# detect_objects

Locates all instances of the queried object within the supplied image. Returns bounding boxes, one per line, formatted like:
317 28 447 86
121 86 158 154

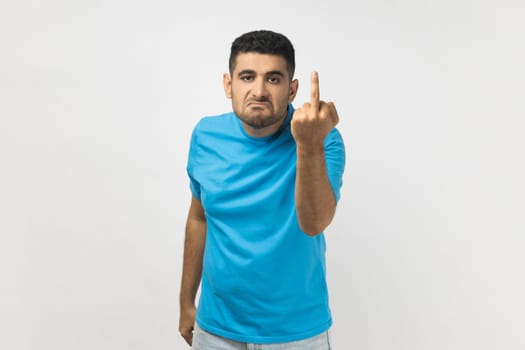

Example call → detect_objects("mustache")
247 97 271 103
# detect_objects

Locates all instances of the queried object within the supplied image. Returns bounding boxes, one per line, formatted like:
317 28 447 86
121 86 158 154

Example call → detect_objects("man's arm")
292 71 340 236
295 144 336 236
179 196 207 346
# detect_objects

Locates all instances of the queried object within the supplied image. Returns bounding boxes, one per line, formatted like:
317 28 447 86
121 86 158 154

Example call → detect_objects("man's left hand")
291 71 339 148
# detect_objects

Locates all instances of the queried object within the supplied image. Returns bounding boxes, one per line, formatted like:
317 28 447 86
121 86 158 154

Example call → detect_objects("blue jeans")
192 323 331 350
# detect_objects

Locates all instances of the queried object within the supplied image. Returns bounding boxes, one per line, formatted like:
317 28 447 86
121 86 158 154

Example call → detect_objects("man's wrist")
296 143 324 156
180 294 196 309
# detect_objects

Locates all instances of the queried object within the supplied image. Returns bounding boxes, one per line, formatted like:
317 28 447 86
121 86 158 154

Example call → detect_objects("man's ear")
223 73 232 99
289 79 299 102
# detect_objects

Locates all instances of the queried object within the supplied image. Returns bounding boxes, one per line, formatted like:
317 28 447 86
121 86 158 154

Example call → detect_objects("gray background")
1 1 524 349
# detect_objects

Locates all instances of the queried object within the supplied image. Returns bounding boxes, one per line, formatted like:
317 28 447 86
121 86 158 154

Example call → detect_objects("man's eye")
268 76 280 84
241 76 254 81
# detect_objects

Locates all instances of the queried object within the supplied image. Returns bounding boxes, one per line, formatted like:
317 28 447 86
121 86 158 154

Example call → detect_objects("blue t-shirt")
186 104 345 343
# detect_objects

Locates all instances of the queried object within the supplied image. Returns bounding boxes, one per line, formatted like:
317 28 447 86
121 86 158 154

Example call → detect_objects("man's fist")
179 304 196 346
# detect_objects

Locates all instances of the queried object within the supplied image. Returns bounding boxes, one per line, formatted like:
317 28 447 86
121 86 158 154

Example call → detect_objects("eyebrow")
237 69 286 77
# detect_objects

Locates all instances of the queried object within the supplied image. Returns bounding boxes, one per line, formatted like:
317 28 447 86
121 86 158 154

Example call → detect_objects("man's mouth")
248 101 271 108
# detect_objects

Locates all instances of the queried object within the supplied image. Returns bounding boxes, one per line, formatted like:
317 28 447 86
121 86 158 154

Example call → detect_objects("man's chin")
240 115 282 129
244 109 273 120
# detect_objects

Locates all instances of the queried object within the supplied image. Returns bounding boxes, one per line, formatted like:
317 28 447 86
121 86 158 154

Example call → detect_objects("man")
179 30 345 349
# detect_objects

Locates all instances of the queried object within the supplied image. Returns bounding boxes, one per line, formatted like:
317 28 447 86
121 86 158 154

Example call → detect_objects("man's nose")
251 78 268 99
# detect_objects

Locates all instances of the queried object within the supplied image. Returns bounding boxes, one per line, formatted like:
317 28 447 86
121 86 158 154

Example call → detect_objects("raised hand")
291 71 339 147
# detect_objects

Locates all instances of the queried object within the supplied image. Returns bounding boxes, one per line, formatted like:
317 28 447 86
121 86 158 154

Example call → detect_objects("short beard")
238 113 284 129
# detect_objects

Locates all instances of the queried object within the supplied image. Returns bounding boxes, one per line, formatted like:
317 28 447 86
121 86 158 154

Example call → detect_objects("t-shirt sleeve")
324 128 346 202
187 125 201 199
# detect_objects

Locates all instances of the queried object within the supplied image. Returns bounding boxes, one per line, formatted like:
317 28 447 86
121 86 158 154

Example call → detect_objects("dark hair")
229 30 295 79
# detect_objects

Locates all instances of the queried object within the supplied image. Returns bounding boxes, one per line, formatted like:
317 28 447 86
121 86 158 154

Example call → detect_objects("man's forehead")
233 52 288 73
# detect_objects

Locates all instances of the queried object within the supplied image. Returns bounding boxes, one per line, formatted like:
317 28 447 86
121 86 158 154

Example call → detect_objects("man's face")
224 52 298 137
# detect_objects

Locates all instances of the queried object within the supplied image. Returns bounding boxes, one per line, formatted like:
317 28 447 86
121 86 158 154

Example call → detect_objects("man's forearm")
180 201 207 308
179 197 207 346
295 144 336 236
